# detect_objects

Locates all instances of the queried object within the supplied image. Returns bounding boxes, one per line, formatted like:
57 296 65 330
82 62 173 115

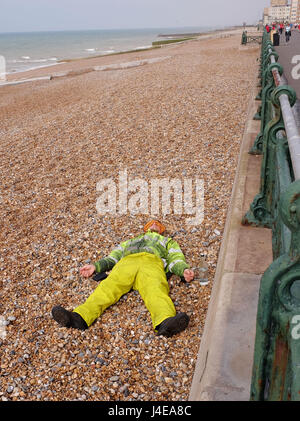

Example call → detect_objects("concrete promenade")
275 29 300 125
189 32 300 401
189 71 273 401
275 29 300 99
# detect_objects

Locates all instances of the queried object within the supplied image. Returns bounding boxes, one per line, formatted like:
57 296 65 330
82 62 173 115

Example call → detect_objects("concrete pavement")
189 64 274 401
275 29 300 99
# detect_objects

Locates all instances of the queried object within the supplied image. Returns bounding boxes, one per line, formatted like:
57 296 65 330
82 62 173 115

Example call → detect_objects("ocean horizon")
0 26 225 74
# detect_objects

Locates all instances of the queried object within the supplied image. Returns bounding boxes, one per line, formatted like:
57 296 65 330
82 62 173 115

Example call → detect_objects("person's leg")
134 254 176 329
134 254 189 337
72 256 138 326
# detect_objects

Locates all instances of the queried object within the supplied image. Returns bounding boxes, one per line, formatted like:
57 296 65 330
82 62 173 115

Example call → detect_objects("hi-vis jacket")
93 231 189 277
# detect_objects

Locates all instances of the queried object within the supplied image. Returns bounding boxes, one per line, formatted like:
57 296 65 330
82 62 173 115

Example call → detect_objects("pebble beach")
0 29 259 401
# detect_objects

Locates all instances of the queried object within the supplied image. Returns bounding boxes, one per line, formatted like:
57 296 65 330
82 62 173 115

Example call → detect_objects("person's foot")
156 312 189 337
51 306 88 330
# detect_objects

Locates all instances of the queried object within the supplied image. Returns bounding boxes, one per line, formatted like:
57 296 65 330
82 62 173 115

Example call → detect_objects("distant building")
263 7 270 24
291 0 300 22
263 1 291 24
271 0 288 5
271 4 291 21
264 0 300 24
290 0 298 21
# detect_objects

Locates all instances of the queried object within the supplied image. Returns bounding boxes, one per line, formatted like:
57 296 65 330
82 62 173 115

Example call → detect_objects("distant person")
279 23 284 35
270 28 276 44
273 30 280 46
285 24 291 42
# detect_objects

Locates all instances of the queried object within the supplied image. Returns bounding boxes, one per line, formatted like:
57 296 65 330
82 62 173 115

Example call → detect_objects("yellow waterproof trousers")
73 252 176 329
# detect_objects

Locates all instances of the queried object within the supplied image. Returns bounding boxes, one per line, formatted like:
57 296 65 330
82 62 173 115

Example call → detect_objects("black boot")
51 306 88 330
156 312 189 337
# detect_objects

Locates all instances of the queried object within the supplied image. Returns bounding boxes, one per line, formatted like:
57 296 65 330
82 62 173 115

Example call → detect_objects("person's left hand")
183 269 194 282
80 264 96 278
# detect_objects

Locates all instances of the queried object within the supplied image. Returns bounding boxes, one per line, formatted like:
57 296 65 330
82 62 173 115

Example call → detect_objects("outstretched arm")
80 243 125 278
166 239 194 282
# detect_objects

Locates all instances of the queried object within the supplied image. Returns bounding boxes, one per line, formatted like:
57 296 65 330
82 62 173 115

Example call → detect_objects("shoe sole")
51 306 71 327
158 313 189 337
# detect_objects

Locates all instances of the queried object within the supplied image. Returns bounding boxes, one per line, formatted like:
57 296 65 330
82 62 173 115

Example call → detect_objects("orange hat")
143 220 166 234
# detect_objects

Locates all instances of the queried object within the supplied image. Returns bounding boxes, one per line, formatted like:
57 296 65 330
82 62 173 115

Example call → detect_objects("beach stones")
0 29 258 401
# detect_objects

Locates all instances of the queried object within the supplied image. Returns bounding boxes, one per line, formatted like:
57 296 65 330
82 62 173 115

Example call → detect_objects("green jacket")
93 231 189 277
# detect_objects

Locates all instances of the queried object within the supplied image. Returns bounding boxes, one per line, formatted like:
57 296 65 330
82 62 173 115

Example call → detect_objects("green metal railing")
242 30 300 400
241 31 263 45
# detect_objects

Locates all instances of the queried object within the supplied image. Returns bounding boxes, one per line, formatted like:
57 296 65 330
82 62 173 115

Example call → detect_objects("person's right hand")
183 269 194 282
80 264 96 278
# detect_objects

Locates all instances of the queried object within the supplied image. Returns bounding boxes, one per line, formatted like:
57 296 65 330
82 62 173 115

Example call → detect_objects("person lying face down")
52 219 194 337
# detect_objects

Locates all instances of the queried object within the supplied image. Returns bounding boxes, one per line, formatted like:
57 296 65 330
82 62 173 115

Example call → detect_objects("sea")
0 27 221 75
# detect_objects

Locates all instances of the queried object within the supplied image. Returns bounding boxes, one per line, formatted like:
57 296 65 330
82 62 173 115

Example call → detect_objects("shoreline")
56 45 161 63
1 26 255 85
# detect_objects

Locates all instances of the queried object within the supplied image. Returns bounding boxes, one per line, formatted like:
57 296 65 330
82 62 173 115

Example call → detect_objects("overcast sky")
1 0 270 33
